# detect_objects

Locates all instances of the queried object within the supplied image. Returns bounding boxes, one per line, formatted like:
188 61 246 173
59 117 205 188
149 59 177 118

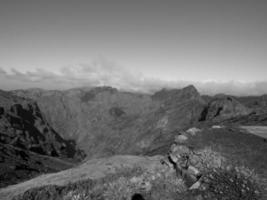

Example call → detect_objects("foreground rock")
167 128 225 190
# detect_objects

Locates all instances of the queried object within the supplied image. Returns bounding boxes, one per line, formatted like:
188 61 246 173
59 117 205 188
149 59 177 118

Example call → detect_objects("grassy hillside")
188 127 267 192
0 155 165 200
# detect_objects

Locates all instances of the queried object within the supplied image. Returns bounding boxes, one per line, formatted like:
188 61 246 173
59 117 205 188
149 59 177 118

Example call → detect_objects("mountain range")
1 85 267 198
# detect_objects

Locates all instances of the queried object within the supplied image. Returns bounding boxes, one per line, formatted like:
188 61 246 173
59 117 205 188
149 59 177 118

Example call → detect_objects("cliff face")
0 90 85 187
0 90 84 159
13 86 206 158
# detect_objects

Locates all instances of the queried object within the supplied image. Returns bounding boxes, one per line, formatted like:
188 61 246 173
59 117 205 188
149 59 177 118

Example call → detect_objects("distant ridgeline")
1 85 267 188
12 85 266 158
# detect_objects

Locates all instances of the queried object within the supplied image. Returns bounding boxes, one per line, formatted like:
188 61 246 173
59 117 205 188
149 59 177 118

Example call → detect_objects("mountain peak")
152 85 200 101
180 85 199 98
182 84 198 93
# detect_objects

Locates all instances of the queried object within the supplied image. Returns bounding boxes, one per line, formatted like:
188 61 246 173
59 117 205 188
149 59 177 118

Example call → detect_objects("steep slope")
0 90 85 187
1 126 266 200
238 95 267 113
0 144 75 188
199 95 251 122
13 85 206 158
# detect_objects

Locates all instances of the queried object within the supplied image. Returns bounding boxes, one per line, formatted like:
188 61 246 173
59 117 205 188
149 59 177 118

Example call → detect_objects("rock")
212 125 223 129
175 134 188 144
169 144 191 169
186 127 201 136
183 170 199 187
187 165 200 176
169 153 179 163
189 180 201 190
170 144 190 156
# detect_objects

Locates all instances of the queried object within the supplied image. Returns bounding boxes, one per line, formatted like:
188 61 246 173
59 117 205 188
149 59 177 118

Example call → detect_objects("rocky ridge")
0 90 85 187
1 85 265 197
12 85 206 158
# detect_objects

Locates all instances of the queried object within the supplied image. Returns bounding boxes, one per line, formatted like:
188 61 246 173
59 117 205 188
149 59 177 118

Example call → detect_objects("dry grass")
0 155 163 200
8 148 265 200
12 165 188 200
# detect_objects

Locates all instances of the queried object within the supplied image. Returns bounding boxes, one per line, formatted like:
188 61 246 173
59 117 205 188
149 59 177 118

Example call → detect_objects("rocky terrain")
199 95 251 122
0 85 267 199
12 85 261 158
0 90 85 187
0 125 265 200
13 85 206 158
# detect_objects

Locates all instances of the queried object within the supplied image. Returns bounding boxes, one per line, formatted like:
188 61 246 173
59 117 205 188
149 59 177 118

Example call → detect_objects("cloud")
0 59 267 96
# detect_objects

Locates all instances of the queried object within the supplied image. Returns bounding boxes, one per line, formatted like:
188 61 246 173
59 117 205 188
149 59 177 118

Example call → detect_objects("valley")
0 85 267 199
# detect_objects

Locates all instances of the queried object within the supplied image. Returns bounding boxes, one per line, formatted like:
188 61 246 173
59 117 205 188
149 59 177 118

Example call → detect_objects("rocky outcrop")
199 95 251 122
0 90 84 160
163 127 226 191
0 90 85 187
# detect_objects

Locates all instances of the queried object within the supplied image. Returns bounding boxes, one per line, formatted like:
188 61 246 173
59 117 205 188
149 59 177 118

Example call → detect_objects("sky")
0 0 267 95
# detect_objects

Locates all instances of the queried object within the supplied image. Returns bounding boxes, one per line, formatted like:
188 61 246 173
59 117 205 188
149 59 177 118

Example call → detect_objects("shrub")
200 166 262 200
148 172 186 200
191 147 226 171
102 177 139 200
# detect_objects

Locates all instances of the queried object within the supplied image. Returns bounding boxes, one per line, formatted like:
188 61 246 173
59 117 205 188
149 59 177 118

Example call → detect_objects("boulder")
189 180 201 190
170 144 190 155
169 144 191 168
186 127 201 136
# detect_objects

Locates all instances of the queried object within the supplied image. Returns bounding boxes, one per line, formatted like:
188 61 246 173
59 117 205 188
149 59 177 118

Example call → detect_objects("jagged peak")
180 85 199 96
152 85 200 101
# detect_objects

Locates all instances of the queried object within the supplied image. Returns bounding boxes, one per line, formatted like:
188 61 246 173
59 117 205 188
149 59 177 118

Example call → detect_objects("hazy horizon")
1 0 267 95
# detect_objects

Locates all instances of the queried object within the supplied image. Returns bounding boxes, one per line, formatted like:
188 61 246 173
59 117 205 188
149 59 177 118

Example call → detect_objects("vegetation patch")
200 166 262 200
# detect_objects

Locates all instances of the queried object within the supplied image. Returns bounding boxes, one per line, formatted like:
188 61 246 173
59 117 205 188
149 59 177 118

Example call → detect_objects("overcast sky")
0 0 267 95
